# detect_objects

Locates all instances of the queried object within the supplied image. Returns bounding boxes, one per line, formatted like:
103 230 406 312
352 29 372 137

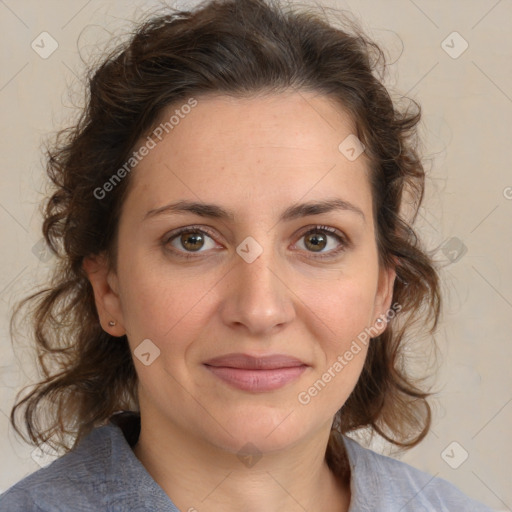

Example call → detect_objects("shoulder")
0 425 114 511
0 414 177 512
341 435 493 511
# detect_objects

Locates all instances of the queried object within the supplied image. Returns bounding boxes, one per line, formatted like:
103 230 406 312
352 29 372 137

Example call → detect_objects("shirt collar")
102 411 368 511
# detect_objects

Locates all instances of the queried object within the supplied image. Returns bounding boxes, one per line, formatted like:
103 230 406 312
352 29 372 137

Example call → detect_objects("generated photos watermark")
297 301 402 405
93 97 198 200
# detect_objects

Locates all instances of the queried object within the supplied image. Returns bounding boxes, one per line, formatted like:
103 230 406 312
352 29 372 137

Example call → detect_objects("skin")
84 91 396 512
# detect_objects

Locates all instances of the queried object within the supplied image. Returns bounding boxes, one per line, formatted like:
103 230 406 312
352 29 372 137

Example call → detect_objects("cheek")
297 344 368 420
298 271 379 343
297 282 373 413
117 249 218 351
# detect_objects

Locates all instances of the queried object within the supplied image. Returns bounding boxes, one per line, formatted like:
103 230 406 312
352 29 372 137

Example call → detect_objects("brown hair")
10 0 440 480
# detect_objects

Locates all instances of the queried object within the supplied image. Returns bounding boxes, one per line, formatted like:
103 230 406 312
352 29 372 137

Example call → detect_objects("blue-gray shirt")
0 412 493 511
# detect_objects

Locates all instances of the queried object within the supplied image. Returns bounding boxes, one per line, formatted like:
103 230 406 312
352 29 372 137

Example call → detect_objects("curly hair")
10 0 441 481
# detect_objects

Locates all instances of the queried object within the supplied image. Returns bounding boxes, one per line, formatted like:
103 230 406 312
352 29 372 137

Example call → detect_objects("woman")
0 0 493 510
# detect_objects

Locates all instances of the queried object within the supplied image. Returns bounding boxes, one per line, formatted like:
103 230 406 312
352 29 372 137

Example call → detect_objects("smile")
203 353 309 392
204 365 308 392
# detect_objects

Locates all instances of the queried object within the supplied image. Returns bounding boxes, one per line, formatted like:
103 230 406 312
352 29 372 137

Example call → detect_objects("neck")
131 412 351 512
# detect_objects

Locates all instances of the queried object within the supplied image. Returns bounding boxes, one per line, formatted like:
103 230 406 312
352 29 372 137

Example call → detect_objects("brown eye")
295 226 348 259
304 231 328 252
164 226 219 258
180 231 205 252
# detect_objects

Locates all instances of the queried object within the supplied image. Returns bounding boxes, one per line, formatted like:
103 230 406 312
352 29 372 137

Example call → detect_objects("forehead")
148 91 357 162
122 91 372 221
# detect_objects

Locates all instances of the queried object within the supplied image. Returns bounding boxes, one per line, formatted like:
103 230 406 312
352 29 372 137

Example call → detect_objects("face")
85 91 395 455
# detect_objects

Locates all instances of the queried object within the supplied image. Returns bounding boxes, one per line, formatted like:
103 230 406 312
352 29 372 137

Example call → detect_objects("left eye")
294 226 346 255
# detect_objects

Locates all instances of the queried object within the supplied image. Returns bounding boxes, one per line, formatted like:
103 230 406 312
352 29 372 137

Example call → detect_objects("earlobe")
82 254 126 336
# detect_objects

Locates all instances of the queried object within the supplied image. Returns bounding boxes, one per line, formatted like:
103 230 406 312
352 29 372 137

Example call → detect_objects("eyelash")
162 224 349 261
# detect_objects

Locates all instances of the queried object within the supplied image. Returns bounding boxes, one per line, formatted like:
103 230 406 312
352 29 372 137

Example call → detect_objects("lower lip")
204 365 308 392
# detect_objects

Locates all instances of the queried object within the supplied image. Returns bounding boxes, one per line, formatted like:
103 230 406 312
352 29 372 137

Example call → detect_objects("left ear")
372 263 396 334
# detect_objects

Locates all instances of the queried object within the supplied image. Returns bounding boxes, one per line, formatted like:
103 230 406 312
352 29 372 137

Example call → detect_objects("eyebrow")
143 198 366 224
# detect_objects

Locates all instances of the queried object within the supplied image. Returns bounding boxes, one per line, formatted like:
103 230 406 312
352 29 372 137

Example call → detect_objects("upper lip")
203 353 308 370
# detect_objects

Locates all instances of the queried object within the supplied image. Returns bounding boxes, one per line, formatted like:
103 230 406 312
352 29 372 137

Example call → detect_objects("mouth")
203 353 309 392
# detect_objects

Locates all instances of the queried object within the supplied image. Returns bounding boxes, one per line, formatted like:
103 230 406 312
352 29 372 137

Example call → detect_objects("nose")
218 243 295 337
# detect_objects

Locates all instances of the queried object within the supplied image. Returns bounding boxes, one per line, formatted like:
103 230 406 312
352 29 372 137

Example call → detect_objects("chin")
202 409 313 454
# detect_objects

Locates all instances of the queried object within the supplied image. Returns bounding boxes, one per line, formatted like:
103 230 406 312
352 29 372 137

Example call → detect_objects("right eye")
163 226 223 259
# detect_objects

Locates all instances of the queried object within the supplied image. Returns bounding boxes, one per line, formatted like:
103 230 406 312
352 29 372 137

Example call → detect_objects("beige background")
0 0 510 510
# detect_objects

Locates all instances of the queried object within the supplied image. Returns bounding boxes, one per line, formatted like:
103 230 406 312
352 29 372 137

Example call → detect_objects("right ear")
82 253 126 337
